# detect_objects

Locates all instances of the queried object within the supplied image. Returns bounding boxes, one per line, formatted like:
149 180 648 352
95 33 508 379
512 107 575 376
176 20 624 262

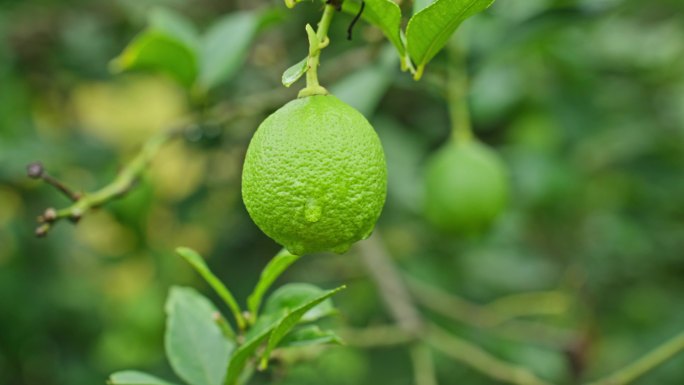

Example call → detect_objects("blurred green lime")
424 139 508 235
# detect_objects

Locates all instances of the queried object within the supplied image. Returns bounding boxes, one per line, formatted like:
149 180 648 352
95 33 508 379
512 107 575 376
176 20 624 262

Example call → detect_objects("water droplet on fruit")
304 199 322 223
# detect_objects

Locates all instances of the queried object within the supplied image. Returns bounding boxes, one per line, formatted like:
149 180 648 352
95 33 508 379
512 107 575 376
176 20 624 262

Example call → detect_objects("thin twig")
407 276 578 349
410 343 438 385
357 233 423 335
356 234 684 385
357 233 434 385
427 324 555 385
585 330 684 385
31 84 303 237
446 34 473 142
487 291 571 320
356 233 553 385
32 128 182 236
27 162 82 202
340 325 415 348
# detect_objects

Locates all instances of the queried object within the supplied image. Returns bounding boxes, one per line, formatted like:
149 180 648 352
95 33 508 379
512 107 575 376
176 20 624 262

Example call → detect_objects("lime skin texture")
242 94 387 255
424 139 508 235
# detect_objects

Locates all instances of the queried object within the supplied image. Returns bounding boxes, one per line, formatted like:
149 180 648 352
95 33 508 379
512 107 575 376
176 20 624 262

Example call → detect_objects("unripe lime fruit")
242 95 387 255
424 139 508 234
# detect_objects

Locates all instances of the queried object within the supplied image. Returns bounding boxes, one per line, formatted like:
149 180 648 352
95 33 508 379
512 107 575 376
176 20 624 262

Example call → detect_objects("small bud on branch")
27 161 82 202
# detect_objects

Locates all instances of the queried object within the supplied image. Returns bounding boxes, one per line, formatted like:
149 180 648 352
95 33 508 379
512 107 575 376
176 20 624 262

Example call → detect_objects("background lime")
424 139 508 235
242 95 387 255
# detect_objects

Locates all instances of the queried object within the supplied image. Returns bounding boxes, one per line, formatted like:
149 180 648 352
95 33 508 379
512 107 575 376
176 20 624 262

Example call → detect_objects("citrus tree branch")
356 233 553 385
410 343 438 385
340 325 415 348
585 330 684 385
357 233 423 335
357 234 433 385
427 324 555 385
31 128 183 236
30 82 304 237
407 276 578 349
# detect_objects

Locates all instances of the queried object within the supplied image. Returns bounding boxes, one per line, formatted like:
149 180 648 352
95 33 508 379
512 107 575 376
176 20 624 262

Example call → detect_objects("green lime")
424 139 508 235
242 94 387 255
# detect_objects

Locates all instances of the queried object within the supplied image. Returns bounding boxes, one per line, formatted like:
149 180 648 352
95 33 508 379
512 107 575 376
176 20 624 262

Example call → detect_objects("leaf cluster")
107 248 345 385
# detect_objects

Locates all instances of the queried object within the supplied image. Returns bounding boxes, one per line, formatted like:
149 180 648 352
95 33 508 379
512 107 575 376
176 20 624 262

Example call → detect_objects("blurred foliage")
1 0 684 384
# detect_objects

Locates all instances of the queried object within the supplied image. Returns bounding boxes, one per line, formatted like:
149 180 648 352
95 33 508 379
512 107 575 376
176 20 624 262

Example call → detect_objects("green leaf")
341 0 404 56
406 0 495 79
198 11 260 90
110 7 199 87
176 247 245 330
259 285 345 369
108 371 179 385
224 285 342 384
224 327 273 385
165 286 234 385
262 283 337 323
282 57 308 88
111 30 198 87
246 249 301 318
280 325 344 348
148 7 200 49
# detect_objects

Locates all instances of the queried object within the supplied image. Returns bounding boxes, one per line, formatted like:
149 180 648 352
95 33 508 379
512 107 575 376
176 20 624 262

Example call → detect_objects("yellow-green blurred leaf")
112 31 198 87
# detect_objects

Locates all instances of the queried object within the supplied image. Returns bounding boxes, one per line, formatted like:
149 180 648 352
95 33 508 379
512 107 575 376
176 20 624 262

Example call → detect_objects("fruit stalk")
447 35 473 142
299 4 336 97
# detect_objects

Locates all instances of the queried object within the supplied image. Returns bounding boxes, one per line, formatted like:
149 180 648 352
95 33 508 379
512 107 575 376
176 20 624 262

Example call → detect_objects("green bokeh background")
1 0 683 384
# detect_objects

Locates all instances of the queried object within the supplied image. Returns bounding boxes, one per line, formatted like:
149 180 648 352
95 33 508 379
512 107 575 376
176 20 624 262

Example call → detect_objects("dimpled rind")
242 95 387 255
424 140 508 235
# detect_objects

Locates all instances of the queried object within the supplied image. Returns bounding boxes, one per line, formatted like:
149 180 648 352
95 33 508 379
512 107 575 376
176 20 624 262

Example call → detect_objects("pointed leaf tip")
406 0 495 75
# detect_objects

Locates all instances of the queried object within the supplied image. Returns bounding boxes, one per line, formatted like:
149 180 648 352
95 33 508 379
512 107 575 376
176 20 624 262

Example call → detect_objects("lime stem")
299 4 336 97
447 35 473 142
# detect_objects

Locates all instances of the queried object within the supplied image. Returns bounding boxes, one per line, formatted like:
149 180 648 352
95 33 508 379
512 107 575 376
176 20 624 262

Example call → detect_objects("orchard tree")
26 1 684 385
